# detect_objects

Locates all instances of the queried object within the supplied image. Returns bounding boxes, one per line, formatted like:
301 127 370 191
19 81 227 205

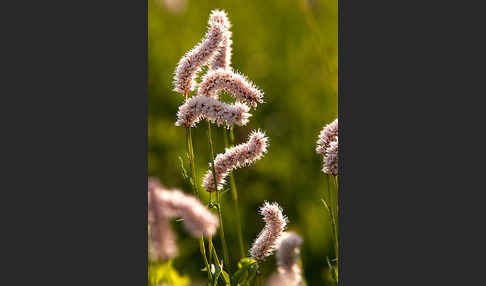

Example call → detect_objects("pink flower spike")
175 95 251 129
208 10 232 70
250 201 288 262
198 69 264 108
173 22 226 94
323 138 338 176
316 118 338 155
202 130 268 192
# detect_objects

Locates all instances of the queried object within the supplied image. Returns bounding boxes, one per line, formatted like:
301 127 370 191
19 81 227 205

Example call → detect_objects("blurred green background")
149 0 337 284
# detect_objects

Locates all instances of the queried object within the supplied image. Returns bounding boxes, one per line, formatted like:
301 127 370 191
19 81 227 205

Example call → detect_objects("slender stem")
186 128 199 197
199 236 211 281
208 235 214 265
210 241 221 266
256 270 264 286
322 198 338 260
323 175 338 284
326 176 337 259
207 121 230 269
185 91 198 198
224 129 245 259
183 91 211 281
331 175 339 283
332 175 338 241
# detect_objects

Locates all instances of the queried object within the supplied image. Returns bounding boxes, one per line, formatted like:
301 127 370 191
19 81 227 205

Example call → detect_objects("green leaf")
246 263 259 284
233 258 258 285
221 270 231 286
148 260 190 286
178 156 189 182
327 256 339 283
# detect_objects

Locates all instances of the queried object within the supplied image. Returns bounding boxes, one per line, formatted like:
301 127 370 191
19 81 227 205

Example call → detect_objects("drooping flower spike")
208 10 232 71
148 182 178 261
323 138 338 176
202 130 268 192
198 69 264 108
157 189 219 237
148 179 219 261
316 118 339 175
250 202 288 262
175 95 251 129
173 21 226 94
316 118 338 155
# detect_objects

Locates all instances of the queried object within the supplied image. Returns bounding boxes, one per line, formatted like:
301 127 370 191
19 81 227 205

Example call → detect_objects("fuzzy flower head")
208 10 232 70
148 181 219 261
250 201 288 262
158 189 219 237
203 130 268 192
198 69 264 108
175 95 251 129
148 182 178 261
149 213 178 261
323 138 338 176
209 9 231 29
173 21 226 94
316 118 338 155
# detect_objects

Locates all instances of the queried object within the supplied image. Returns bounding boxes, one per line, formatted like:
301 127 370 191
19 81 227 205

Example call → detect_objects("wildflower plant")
148 8 338 286
317 118 340 284
169 9 276 285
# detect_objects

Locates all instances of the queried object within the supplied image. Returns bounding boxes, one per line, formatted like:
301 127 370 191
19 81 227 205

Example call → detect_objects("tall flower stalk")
172 9 272 284
317 118 339 284
181 88 218 282
207 121 230 268
224 127 245 259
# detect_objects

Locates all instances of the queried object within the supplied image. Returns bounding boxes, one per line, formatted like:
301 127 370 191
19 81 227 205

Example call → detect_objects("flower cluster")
250 202 288 262
174 10 264 129
316 118 338 175
202 130 268 192
175 95 251 128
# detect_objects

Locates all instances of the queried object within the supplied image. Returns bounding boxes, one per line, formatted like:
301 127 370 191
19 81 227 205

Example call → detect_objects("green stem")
210 241 221 266
321 198 338 262
256 270 263 286
187 127 211 280
207 121 231 270
183 91 210 280
186 127 199 198
224 129 245 259
323 175 338 284
331 175 339 282
200 236 211 281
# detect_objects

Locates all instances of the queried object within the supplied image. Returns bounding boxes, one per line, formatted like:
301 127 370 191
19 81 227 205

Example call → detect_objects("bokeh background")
149 0 337 284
